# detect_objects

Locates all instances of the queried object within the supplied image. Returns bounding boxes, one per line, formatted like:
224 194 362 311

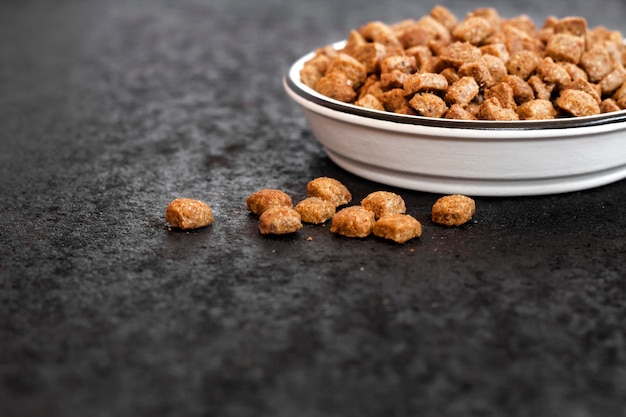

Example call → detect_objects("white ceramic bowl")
284 42 626 196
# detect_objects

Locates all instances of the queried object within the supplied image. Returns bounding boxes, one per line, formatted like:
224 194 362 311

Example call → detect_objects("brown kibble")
355 93 385 111
431 194 476 227
166 198 214 230
506 50 542 80
545 33 584 64
330 206 376 238
246 189 292 216
485 82 516 109
600 98 621 113
295 197 336 224
528 75 555 100
381 88 411 113
361 191 406 219
502 74 535 104
556 89 601 116
326 53 368 87
453 16 494 45
565 78 601 104
429 5 458 31
477 97 519 121
307 177 352 207
408 92 448 118
439 41 482 68
517 99 557 120
373 214 423 243
258 207 303 235
445 76 480 106
535 57 572 89
300 54 331 88
445 104 477 120
403 72 449 95
599 66 626 96
315 72 357 103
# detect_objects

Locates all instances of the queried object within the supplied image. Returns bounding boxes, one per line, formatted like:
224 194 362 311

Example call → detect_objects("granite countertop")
1 0 625 416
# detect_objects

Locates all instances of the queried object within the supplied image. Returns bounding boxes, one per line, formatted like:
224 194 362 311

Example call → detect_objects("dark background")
1 0 625 416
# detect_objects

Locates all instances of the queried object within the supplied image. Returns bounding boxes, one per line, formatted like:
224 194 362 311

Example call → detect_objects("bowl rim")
285 41 626 131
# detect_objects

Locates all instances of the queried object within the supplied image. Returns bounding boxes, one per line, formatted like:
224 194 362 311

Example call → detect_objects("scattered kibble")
165 198 214 230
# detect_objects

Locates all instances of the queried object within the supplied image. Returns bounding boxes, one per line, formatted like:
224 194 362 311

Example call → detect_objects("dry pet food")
246 188 293 216
306 177 352 207
165 198 214 230
373 213 423 243
431 194 476 226
301 6 626 120
295 196 336 224
259 207 303 235
361 190 407 219
330 206 376 238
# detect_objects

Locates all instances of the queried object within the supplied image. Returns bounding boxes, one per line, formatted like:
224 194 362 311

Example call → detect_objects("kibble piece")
258 207 303 235
453 16 494 45
458 59 496 89
408 92 448 118
307 177 352 207
580 47 614 83
535 57 572 90
346 42 387 74
517 99 557 120
166 198 214 230
480 43 510 62
556 89 601 116
355 93 385 111
326 53 368 88
477 97 520 121
361 191 406 219
358 21 403 50
445 104 477 120
429 5 458 31
502 74 535 104
373 214 423 243
246 189 292 216
545 33 584 64
600 98 621 113
431 194 476 227
485 82 516 109
599 66 626 96
438 41 482 68
445 76 479 106
381 88 412 113
565 78 601 104
506 50 542 80
358 75 384 101
528 75 555 100
295 197 336 224
315 72 357 103
403 72 448 95
300 54 331 88
553 16 587 37
330 206 376 238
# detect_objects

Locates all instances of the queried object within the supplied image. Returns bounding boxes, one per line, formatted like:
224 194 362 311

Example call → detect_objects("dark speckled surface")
1 0 626 416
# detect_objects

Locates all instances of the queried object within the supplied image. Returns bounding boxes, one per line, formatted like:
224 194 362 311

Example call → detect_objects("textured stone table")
1 0 625 416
